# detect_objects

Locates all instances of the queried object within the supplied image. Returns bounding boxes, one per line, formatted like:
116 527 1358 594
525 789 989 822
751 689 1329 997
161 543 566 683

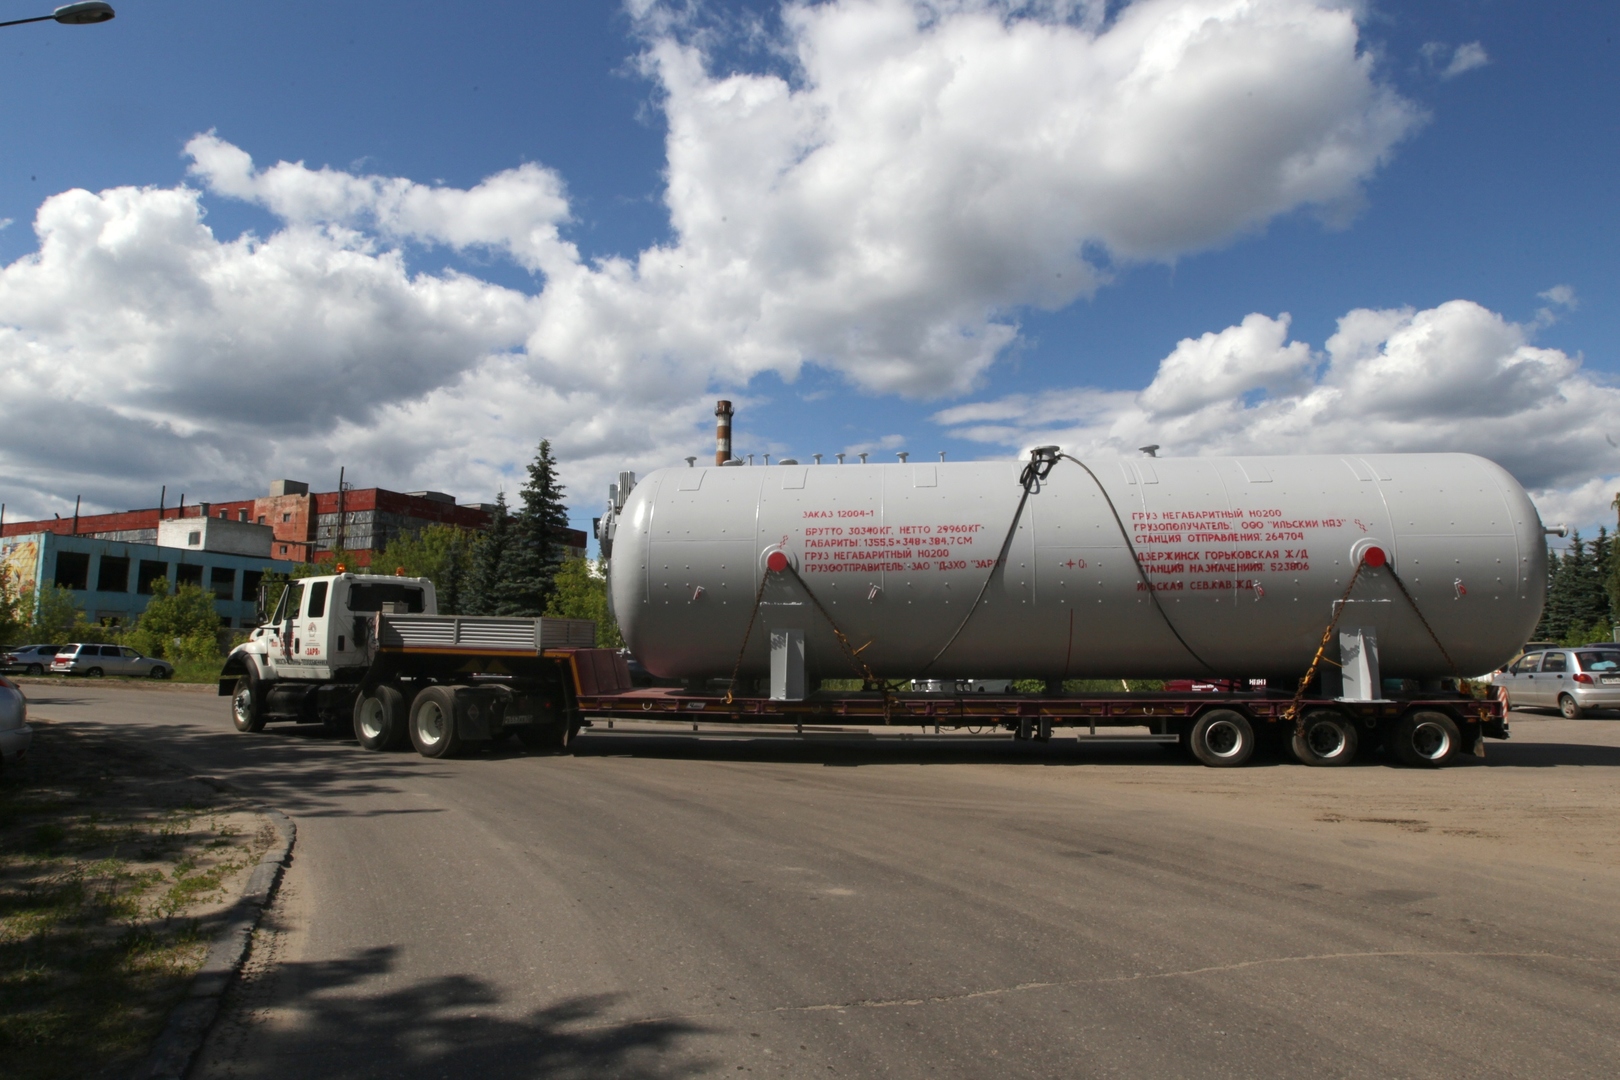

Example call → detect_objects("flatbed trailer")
551 648 1506 768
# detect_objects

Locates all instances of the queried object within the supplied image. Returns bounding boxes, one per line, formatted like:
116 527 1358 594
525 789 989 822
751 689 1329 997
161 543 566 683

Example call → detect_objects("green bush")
122 579 220 662
543 557 623 647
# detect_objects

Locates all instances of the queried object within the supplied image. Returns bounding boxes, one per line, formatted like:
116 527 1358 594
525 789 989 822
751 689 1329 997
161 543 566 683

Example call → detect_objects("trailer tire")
1392 710 1460 768
231 674 267 733
1189 709 1254 767
1291 709 1358 767
409 686 461 758
354 686 409 752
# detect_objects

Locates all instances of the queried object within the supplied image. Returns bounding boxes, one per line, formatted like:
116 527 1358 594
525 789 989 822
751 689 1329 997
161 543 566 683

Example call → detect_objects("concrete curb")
139 808 296 1080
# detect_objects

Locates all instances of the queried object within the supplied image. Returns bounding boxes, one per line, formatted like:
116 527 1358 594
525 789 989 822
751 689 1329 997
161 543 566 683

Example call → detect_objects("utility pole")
72 495 80 535
336 466 346 554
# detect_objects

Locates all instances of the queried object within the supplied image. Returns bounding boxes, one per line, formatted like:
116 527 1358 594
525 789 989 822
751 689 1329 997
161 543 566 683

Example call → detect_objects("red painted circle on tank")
1362 546 1387 568
767 550 789 573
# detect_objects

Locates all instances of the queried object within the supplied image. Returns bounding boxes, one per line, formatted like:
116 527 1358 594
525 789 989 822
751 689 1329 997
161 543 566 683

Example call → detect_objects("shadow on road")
571 731 1197 769
1483 742 1620 767
210 944 714 1080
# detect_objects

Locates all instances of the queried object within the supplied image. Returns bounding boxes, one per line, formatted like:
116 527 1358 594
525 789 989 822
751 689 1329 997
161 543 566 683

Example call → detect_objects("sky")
0 0 1614 551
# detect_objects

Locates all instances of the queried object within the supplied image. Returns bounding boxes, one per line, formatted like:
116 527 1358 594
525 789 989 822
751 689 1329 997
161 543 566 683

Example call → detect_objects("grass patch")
0 721 268 1080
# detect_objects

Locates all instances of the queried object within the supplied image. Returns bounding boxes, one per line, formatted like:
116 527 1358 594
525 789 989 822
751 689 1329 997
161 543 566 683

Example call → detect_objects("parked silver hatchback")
1494 647 1620 718
51 644 173 680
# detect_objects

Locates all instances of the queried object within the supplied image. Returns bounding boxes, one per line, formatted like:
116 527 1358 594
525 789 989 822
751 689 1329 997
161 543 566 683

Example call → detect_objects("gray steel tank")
602 453 1546 681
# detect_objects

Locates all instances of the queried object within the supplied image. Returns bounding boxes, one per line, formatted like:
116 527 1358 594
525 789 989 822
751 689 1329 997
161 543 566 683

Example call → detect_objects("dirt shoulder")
0 718 272 1080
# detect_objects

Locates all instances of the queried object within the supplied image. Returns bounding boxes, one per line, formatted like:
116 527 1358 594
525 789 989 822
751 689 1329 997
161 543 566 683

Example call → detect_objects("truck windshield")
347 583 426 613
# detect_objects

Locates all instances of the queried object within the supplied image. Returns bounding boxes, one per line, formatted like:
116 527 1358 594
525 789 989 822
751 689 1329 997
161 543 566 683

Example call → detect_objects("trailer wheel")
1189 709 1254 767
231 674 267 733
1291 709 1358 767
354 686 409 751
1559 694 1585 720
409 686 461 758
1392 710 1460 768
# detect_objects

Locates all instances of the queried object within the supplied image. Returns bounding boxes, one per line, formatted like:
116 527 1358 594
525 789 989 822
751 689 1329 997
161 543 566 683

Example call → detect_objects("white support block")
1338 626 1382 702
770 629 806 701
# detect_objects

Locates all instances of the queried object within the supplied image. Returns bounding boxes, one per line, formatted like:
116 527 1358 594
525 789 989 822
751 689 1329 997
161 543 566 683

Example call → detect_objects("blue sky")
0 0 1615 546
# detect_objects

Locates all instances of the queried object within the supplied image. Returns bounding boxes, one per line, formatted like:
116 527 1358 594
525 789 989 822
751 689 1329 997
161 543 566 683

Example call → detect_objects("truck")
218 572 602 757
220 444 1526 770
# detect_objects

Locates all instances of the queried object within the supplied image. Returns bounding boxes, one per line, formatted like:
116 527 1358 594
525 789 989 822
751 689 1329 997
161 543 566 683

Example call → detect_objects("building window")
54 551 90 590
282 512 291 523
279 544 288 555
219 509 228 518
257 515 265 524
96 555 131 593
175 564 203 588
210 566 237 601
238 510 249 521
242 569 264 604
136 560 169 595
187 531 201 546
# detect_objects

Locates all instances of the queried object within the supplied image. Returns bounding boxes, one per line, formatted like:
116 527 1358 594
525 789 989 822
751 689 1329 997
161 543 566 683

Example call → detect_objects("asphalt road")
23 683 1620 1079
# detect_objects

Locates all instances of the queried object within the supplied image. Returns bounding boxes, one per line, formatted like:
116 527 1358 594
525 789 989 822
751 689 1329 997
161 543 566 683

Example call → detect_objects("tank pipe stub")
1350 538 1388 568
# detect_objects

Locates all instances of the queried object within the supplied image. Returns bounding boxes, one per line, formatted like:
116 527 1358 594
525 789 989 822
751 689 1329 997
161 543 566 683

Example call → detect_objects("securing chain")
915 447 1057 676
722 571 774 705
1284 560 1368 727
1058 453 1215 675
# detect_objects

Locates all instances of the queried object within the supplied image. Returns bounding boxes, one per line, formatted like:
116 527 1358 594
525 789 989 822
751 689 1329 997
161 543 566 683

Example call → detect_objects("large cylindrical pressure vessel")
607 454 1545 681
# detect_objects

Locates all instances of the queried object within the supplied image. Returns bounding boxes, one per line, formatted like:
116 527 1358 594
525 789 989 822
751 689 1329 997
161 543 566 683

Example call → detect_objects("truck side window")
285 583 305 622
347 583 425 613
307 581 329 618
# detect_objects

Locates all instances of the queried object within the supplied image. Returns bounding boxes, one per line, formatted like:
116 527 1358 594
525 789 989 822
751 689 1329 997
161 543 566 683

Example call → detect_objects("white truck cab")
237 573 438 683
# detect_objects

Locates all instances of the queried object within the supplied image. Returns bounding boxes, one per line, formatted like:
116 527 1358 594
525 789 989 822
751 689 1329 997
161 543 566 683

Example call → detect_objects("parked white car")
51 644 173 679
0 675 30 766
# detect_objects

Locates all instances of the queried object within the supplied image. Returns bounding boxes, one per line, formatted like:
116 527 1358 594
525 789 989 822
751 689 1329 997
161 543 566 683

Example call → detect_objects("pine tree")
501 440 571 617
1535 543 1565 641
468 491 513 616
1582 526 1614 634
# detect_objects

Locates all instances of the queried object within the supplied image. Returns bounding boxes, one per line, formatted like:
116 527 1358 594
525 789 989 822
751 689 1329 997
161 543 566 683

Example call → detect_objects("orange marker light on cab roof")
395 567 406 576
335 564 346 574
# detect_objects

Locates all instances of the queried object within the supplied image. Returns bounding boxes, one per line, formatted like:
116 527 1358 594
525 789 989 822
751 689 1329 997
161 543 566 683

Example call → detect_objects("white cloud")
936 298 1620 530
0 0 1422 521
1422 40 1489 80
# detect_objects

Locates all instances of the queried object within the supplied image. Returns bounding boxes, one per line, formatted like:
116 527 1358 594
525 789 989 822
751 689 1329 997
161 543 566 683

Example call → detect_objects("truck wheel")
1189 709 1254 767
1392 710 1460 768
409 686 461 758
1559 694 1585 720
1291 709 1358 767
354 686 409 751
232 674 267 733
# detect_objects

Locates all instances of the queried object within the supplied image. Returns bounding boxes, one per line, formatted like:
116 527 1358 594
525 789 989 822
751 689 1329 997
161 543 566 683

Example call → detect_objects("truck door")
276 581 305 671
300 580 331 665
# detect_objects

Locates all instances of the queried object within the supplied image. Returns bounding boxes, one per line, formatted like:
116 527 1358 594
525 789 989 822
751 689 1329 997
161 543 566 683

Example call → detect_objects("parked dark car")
51 644 173 679
1 644 65 676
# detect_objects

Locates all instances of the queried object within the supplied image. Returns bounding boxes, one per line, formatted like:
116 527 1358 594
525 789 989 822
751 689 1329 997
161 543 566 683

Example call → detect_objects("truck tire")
354 686 409 751
1559 694 1585 720
409 685 461 758
232 674 267 733
1392 710 1460 768
1189 709 1254 767
1291 709 1358 767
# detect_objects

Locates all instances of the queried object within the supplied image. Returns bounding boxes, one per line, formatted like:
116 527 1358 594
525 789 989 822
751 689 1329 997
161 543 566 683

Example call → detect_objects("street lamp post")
0 2 114 29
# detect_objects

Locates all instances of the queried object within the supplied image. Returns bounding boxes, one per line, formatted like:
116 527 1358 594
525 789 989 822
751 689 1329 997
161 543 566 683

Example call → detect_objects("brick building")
2 479 587 566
